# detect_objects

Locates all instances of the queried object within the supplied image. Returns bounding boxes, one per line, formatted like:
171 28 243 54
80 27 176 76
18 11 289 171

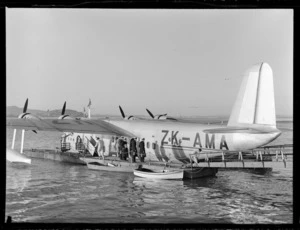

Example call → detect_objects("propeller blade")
146 109 154 118
162 113 167 116
119 106 125 118
61 102 66 115
23 98 28 113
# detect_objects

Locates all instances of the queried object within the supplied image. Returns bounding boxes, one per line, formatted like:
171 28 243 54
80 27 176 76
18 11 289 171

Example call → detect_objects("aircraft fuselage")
66 118 281 164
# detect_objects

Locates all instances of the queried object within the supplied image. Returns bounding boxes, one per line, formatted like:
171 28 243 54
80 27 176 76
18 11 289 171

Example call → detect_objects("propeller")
23 98 28 113
17 98 39 133
119 105 136 120
119 106 125 118
146 108 154 118
61 102 66 116
58 101 74 120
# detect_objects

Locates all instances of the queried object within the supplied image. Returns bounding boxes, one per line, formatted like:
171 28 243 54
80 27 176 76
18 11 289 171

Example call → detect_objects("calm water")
5 121 293 223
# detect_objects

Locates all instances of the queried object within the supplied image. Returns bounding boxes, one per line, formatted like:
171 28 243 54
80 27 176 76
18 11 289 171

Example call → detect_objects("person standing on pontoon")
95 137 105 160
138 138 146 162
114 137 120 158
130 138 137 163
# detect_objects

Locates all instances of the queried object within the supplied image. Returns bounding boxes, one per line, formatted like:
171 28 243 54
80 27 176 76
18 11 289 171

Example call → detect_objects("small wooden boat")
134 167 183 180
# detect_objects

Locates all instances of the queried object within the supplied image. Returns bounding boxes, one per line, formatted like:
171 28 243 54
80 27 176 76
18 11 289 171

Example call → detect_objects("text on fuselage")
161 130 229 150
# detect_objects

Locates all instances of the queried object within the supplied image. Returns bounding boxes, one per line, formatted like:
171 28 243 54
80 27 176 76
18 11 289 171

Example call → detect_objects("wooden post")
238 151 243 161
259 151 263 161
222 151 226 168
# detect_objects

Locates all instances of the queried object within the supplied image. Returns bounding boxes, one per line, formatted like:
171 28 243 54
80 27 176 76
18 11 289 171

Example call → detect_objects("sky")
6 9 293 117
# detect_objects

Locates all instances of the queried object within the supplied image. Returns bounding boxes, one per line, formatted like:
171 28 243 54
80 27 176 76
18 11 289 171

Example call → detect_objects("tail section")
228 62 276 128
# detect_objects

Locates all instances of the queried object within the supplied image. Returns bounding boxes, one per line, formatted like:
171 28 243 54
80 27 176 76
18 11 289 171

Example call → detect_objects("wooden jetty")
189 144 293 169
21 143 292 178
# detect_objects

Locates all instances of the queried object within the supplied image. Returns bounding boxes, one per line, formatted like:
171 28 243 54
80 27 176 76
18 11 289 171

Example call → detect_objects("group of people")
93 136 146 163
115 137 146 162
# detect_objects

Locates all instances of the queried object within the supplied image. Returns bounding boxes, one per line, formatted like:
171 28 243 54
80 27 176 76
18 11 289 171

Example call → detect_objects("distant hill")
6 106 84 118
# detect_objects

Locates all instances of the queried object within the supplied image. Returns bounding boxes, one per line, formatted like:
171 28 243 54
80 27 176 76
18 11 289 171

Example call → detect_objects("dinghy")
133 167 183 180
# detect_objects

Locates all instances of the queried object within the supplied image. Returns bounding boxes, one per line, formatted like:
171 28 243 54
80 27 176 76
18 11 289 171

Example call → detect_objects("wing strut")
20 130 25 154
11 129 16 149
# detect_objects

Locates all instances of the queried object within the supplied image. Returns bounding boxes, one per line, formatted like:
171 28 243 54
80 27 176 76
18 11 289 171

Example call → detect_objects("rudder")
228 62 276 127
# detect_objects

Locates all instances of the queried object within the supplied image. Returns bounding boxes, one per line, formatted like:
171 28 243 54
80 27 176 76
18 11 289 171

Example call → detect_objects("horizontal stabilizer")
203 126 280 134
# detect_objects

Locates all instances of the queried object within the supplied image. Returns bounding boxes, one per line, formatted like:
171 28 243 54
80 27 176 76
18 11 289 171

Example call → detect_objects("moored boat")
134 167 183 180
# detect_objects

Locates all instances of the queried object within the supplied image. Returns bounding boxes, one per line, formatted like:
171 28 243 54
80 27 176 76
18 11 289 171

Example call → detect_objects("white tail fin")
228 62 276 127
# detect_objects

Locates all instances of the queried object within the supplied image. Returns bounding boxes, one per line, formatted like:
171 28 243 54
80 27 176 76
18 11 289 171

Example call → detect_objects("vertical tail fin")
228 62 276 127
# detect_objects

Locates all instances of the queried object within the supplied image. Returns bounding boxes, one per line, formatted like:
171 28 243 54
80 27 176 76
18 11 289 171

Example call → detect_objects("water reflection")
183 176 218 189
7 162 32 193
133 177 184 189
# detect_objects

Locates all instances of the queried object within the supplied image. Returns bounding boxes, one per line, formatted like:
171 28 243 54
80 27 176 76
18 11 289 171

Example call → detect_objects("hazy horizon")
6 9 293 117
6 104 293 119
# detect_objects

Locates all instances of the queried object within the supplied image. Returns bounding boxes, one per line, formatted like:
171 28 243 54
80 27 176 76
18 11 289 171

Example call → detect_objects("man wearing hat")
130 137 137 163
138 138 146 162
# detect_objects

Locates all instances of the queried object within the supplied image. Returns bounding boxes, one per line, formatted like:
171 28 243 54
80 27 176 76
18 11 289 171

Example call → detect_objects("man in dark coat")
138 138 146 162
130 138 137 163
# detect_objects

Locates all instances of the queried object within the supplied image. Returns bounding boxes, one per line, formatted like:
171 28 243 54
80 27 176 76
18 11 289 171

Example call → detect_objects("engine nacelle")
18 113 40 119
154 115 167 120
124 116 137 120
58 115 75 120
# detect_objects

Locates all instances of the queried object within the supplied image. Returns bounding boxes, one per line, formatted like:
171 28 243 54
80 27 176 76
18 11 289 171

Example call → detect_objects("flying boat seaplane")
7 63 281 166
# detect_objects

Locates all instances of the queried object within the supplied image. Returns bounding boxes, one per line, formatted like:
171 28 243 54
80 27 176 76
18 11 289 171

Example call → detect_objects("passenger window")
146 142 150 149
152 143 156 150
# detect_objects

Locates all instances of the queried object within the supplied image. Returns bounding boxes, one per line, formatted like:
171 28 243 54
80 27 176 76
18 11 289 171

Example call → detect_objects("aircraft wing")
6 118 136 137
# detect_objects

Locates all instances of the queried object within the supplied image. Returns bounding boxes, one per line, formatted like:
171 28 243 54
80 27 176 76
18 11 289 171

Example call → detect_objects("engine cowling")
154 114 167 120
